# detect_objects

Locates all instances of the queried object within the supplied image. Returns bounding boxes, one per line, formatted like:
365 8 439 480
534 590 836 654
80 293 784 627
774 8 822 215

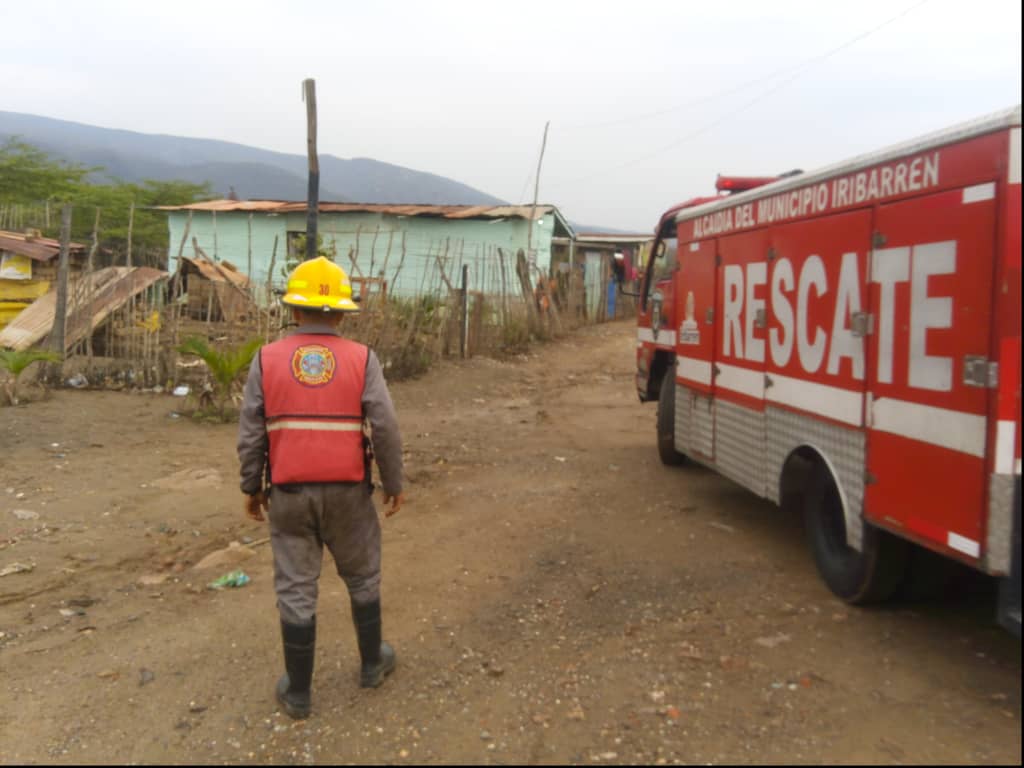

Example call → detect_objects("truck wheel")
656 367 686 466
804 462 906 604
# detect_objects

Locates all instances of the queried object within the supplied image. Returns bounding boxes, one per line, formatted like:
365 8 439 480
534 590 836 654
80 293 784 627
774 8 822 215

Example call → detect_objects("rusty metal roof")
156 200 558 221
0 230 87 262
180 256 251 289
0 267 167 351
571 232 653 242
153 200 293 213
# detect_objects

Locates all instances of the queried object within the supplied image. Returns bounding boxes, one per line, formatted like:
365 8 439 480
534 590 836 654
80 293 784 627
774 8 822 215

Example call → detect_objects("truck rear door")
865 183 997 565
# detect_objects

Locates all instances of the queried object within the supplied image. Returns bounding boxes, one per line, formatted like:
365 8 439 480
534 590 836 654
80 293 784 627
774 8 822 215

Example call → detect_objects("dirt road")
1 320 1020 764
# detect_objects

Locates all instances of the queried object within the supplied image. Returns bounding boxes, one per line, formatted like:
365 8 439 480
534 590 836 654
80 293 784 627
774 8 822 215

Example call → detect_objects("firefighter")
237 256 405 720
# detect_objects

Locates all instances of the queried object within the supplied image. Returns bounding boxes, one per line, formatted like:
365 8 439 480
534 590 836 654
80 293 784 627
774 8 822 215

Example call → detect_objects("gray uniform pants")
268 483 382 625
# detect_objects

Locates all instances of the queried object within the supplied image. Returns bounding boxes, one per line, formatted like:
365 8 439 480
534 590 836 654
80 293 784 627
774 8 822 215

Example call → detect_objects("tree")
178 336 262 420
1 138 212 263
0 138 91 204
0 348 61 405
281 232 337 281
71 178 212 262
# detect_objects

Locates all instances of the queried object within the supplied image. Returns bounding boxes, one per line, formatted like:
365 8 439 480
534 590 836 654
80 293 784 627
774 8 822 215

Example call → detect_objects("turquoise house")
159 201 575 301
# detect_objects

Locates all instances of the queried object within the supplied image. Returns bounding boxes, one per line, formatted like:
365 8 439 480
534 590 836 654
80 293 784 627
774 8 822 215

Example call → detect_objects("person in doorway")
237 256 405 720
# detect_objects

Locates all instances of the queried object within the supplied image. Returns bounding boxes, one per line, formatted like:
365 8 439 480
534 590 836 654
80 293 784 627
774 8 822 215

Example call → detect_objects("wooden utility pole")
525 120 550 267
247 213 253 281
175 211 193 275
85 207 101 367
50 204 72 363
126 199 135 267
460 264 469 359
303 78 319 261
265 234 279 342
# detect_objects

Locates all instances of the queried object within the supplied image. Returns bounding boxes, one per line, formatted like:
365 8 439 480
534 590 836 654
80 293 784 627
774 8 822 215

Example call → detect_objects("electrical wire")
516 170 534 205
565 0 932 132
545 0 933 187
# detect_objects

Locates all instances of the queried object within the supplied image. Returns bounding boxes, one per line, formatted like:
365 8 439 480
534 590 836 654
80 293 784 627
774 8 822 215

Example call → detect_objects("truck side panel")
993 125 1021 634
765 210 872 429
713 229 771 495
864 186 997 565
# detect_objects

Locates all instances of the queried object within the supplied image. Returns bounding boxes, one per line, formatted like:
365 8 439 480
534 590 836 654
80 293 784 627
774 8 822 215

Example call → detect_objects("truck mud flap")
997 474 1022 638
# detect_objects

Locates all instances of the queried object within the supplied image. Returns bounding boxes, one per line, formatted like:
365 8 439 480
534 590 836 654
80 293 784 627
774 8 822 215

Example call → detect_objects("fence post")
50 204 72 372
126 199 135 267
460 264 469 358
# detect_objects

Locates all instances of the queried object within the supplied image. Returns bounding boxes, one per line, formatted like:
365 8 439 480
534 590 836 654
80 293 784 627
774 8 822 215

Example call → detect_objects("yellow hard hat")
281 256 360 312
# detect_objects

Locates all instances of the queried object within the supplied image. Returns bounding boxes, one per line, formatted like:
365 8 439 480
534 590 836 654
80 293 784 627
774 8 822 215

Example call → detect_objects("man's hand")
244 491 268 522
382 491 405 518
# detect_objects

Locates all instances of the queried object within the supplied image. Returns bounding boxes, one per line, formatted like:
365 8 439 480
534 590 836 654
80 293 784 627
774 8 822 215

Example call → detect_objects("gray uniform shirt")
237 324 404 497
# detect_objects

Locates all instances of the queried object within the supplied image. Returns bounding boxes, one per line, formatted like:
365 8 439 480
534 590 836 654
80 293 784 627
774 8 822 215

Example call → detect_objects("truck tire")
656 367 686 466
804 462 906 604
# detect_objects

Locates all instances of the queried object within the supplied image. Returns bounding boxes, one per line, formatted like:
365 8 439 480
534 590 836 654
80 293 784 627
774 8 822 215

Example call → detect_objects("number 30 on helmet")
281 256 360 312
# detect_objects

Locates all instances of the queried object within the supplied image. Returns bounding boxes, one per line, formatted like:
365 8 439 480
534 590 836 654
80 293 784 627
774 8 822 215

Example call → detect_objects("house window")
286 231 305 262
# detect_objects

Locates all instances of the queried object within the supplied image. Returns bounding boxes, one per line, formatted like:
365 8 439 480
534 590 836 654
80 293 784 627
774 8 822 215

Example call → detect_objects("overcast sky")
1 0 1021 230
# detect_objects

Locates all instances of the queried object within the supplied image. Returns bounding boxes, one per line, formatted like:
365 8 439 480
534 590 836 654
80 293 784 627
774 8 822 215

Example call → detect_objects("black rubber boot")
351 599 396 688
276 617 316 719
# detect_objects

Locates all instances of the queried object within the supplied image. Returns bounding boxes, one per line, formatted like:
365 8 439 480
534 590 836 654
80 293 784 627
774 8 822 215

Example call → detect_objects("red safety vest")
260 334 368 484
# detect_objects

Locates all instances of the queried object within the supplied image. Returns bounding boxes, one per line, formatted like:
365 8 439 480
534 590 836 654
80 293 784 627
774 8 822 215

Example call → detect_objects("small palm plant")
178 337 262 420
0 348 61 405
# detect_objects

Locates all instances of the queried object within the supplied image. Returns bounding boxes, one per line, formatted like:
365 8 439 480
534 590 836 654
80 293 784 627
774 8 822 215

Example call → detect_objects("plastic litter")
173 385 190 397
66 374 89 389
0 562 35 577
207 570 251 590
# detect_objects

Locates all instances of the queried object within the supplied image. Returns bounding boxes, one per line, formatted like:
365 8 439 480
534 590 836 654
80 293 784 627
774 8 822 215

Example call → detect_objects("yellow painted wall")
0 279 50 301
0 302 29 330
0 280 50 331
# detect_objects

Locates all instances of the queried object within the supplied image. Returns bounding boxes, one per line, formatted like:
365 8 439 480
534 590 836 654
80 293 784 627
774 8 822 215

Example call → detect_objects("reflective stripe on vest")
261 334 369 484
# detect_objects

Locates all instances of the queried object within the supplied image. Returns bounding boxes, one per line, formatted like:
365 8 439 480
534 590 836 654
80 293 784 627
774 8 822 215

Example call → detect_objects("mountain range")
0 110 507 207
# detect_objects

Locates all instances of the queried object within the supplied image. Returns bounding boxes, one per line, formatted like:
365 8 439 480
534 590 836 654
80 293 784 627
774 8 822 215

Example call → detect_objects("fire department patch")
291 345 336 387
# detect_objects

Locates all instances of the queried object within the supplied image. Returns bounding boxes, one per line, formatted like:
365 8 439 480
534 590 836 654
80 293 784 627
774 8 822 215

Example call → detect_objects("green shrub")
0 348 60 405
178 337 261 421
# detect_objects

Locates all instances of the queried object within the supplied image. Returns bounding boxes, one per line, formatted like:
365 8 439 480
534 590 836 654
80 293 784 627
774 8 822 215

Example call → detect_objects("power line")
516 169 534 205
564 0 933 133
546 0 933 187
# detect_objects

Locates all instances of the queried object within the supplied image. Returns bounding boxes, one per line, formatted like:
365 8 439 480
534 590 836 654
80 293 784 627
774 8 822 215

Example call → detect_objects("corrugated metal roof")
156 200 558 221
0 267 167 351
180 256 251 289
444 205 555 220
572 232 653 243
153 200 293 213
0 230 87 262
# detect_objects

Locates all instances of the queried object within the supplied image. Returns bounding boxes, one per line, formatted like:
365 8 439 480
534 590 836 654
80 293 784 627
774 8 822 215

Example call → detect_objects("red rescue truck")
634 106 1021 634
